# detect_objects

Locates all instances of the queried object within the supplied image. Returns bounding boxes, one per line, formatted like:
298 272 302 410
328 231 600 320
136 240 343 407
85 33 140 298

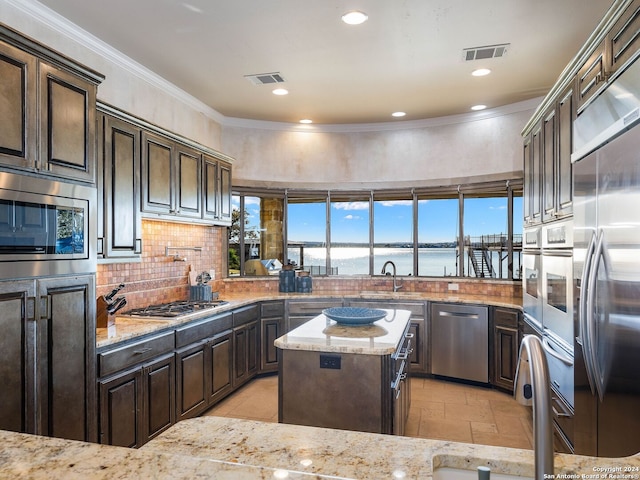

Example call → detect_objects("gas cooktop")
120 300 228 318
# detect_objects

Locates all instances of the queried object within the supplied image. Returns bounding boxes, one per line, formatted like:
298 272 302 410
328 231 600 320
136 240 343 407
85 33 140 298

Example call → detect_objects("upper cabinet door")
0 42 37 171
576 40 607 114
556 88 573 218
607 0 640 76
102 114 142 259
219 163 232 224
39 63 97 184
175 145 202 219
202 154 219 221
141 131 175 215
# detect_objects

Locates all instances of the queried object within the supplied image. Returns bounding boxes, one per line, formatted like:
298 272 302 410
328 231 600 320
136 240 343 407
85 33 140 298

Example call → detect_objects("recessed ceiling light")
272 88 289 96
299 119 313 124
471 104 487 111
341 11 368 25
391 112 406 118
472 68 491 77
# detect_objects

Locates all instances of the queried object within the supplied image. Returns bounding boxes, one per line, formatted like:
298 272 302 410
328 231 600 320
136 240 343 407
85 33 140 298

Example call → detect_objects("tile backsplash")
96 220 226 309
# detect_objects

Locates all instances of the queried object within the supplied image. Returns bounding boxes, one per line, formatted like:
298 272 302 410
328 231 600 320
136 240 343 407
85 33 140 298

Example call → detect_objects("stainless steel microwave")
0 172 96 279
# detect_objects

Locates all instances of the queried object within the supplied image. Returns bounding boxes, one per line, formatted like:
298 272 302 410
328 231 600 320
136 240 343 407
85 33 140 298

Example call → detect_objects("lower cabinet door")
176 342 208 420
143 353 175 442
99 354 175 447
99 368 142 447
208 331 233 404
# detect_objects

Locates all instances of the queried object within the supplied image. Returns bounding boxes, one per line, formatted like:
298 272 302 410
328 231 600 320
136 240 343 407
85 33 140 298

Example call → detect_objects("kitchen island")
275 309 412 434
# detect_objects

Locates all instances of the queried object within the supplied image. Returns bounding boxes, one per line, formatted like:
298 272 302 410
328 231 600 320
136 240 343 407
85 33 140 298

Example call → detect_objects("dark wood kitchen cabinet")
523 125 542 226
260 301 285 373
97 331 175 447
174 311 234 421
202 153 233 225
98 353 175 447
232 305 259 388
0 26 103 184
141 130 202 220
491 307 520 392
97 110 142 260
606 0 640 76
0 275 97 442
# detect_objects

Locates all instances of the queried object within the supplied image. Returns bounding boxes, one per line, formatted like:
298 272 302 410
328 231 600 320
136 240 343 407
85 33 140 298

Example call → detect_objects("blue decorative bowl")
322 307 387 325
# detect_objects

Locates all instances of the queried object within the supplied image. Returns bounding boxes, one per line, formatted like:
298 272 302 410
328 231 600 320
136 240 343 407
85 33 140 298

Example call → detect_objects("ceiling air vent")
244 72 286 85
462 44 509 61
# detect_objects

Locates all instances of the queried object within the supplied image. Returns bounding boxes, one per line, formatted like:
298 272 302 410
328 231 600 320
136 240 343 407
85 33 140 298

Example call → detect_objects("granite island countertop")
2 416 637 479
274 308 412 355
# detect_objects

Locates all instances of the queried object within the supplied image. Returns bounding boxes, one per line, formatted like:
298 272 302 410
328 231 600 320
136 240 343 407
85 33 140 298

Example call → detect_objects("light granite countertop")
274 308 412 355
98 291 520 348
2 416 637 479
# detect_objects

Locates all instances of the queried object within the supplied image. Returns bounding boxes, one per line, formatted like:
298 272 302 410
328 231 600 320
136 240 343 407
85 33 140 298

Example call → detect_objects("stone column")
260 198 284 263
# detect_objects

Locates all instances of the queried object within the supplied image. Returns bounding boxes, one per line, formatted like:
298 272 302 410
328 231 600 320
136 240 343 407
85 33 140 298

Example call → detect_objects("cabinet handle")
26 296 36 321
40 295 51 320
552 405 570 418
133 347 153 355
405 333 415 339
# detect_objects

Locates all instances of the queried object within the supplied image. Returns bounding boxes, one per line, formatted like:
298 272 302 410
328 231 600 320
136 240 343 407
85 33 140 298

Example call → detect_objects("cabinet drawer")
288 300 343 315
261 301 284 318
233 304 259 327
99 331 175 377
493 307 519 328
175 312 232 348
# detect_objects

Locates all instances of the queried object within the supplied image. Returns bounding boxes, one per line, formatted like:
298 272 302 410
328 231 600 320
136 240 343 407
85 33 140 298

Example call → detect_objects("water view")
287 246 521 279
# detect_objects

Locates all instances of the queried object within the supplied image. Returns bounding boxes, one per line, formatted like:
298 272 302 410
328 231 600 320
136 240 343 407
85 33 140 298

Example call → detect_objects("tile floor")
203 375 534 450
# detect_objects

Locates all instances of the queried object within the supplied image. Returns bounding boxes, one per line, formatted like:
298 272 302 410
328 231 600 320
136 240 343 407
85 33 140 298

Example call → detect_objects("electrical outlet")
319 354 341 369
448 282 459 291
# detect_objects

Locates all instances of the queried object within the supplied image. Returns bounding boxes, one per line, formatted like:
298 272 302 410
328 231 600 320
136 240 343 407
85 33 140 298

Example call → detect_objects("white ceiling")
37 0 613 125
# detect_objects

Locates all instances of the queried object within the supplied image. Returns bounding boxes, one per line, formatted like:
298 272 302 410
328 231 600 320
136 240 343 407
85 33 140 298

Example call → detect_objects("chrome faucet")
381 260 403 292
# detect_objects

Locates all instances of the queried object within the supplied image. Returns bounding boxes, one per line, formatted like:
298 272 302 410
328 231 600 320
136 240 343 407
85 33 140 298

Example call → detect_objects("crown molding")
6 0 225 123
7 0 541 135
221 97 542 134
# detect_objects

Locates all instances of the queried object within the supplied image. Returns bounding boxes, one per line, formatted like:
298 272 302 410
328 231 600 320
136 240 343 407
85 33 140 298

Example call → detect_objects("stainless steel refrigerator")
573 97 640 456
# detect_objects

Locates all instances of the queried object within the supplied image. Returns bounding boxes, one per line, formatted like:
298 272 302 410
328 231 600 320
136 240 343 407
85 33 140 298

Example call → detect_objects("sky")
235 196 523 245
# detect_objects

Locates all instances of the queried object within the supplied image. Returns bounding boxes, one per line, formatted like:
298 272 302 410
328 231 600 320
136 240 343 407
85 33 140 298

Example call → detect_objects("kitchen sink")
432 467 533 480
359 291 426 299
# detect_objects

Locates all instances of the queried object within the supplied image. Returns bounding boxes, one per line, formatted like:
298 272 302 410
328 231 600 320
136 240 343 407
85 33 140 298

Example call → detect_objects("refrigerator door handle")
580 231 597 395
586 229 606 402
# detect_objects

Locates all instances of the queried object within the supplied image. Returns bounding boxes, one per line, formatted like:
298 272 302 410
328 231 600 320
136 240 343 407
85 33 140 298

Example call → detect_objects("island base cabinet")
279 349 392 434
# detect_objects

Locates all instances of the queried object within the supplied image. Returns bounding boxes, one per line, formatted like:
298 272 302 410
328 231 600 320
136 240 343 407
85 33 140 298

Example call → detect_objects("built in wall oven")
0 172 96 279
541 219 574 351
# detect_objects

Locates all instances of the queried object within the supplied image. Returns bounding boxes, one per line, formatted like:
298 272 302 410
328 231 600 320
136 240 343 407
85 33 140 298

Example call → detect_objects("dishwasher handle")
437 310 480 319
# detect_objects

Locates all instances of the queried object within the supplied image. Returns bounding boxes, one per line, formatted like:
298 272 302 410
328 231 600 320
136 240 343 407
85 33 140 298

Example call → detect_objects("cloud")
378 200 413 207
333 202 369 210
344 214 361 220
489 205 507 210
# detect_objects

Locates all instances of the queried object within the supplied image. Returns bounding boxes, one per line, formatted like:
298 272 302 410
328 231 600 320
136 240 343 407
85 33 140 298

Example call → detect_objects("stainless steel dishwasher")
431 303 489 383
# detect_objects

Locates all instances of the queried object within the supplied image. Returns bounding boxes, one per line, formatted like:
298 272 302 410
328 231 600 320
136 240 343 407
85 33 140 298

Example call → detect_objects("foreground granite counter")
3 417 639 479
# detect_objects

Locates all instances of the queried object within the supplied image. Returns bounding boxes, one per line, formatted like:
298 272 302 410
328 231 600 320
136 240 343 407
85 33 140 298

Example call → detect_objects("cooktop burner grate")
121 300 228 317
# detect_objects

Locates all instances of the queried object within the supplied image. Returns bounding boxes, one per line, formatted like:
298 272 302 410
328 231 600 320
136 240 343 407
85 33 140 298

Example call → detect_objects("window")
228 192 285 276
230 181 522 280
417 197 459 277
286 194 327 275
373 195 413 276
330 194 371 275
